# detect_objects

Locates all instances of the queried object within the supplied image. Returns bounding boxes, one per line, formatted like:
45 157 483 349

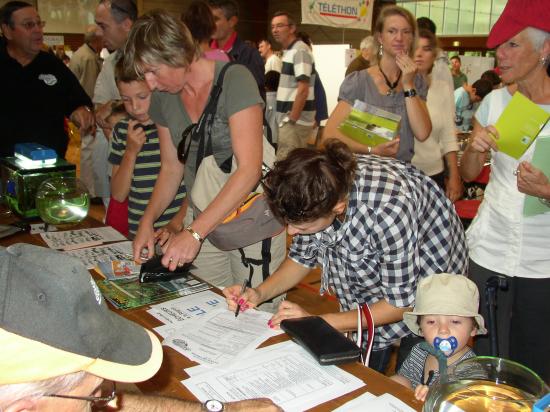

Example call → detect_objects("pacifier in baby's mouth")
433 336 458 357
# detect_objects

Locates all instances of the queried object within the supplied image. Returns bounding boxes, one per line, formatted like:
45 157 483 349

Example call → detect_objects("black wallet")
139 255 195 283
280 316 361 365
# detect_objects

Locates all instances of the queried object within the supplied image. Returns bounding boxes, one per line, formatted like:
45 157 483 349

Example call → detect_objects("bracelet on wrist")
185 226 204 243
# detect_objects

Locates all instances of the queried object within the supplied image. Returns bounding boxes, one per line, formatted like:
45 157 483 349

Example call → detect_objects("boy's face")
118 80 151 123
420 315 476 357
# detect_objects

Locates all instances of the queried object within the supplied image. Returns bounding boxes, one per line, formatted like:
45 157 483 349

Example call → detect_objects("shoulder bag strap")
190 62 237 173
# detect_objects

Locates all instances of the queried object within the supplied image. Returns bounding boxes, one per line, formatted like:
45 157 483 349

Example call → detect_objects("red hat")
487 0 550 49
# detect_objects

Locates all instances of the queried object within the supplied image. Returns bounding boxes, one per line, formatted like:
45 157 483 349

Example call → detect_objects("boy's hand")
126 119 147 155
414 384 430 402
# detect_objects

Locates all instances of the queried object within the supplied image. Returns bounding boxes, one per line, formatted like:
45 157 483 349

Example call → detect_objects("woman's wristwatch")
203 399 224 411
404 88 417 98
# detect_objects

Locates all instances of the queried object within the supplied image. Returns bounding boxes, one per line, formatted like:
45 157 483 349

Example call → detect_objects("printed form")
164 307 281 366
182 341 365 412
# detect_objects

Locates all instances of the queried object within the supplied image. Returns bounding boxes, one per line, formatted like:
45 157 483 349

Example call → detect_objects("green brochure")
338 100 401 147
495 92 550 159
523 136 550 217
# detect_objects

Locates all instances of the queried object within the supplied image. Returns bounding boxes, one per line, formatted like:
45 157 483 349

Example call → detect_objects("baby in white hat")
390 273 487 401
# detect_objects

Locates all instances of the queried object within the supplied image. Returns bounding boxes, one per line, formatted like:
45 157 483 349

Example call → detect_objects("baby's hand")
414 384 430 402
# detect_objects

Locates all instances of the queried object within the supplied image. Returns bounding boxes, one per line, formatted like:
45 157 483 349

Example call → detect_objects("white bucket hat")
403 273 487 336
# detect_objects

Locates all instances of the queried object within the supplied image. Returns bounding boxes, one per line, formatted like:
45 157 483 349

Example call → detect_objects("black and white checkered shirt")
288 155 468 351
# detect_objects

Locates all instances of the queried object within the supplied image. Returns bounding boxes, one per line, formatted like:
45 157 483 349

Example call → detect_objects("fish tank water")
36 177 89 225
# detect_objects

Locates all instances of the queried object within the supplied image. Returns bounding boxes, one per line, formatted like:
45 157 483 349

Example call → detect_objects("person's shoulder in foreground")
0 243 281 411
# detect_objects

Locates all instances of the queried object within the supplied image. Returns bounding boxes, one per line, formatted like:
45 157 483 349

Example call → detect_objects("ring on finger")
177 261 184 267
169 257 174 263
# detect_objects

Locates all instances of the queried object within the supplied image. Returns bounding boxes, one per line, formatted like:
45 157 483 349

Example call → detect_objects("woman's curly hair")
263 139 357 224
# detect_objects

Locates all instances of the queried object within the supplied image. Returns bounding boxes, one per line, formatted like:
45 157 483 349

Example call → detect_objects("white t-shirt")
467 87 550 278
264 53 282 73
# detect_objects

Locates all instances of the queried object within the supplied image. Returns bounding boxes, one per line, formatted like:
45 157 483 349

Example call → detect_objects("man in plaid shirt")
224 140 468 373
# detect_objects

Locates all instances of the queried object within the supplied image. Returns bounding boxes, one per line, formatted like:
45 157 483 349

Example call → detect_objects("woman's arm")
397 53 431 141
132 125 184 260
161 104 265 270
223 258 311 311
459 120 497 182
322 100 400 157
190 104 264 237
110 120 147 202
444 151 463 202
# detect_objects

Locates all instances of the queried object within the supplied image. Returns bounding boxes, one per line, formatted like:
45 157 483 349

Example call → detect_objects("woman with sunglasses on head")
459 0 550 382
322 5 431 162
125 10 285 307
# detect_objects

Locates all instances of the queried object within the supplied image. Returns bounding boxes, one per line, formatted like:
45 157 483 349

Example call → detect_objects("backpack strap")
238 238 273 301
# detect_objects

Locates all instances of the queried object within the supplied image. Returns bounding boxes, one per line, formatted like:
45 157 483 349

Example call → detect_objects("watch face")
204 399 224 412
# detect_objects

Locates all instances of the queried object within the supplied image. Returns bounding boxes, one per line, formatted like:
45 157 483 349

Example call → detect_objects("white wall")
312 44 351 124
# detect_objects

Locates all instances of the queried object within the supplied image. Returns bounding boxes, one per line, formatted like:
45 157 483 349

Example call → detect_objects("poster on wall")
37 0 96 33
301 0 373 30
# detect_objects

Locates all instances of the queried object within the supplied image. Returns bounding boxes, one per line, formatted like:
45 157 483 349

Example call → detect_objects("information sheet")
182 341 365 412
40 227 126 250
164 308 279 366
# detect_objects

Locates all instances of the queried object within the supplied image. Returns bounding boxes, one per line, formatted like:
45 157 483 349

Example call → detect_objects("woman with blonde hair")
323 5 431 162
125 10 286 309
412 29 462 201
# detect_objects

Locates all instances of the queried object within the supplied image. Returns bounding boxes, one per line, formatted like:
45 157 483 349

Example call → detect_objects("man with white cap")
0 243 281 411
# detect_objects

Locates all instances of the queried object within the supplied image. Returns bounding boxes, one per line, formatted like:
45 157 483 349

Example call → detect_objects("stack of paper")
182 341 366 412
163 307 281 366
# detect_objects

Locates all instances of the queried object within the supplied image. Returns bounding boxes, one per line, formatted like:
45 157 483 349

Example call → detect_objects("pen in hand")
234 279 248 318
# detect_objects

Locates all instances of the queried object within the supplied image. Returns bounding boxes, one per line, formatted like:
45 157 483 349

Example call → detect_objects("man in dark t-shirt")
0 1 93 158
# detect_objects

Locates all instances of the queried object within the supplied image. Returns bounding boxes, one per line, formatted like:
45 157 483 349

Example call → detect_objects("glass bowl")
423 356 549 412
35 177 89 226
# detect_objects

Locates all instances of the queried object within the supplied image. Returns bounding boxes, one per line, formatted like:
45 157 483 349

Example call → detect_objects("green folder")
523 136 550 217
338 102 401 148
495 92 550 159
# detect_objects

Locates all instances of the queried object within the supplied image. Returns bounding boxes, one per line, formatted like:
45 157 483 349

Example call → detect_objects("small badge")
38 73 57 86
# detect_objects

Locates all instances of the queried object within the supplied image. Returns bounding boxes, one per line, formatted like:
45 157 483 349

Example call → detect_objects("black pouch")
280 316 361 365
139 255 195 283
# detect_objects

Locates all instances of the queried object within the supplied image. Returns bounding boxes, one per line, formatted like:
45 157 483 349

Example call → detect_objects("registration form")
182 341 365 411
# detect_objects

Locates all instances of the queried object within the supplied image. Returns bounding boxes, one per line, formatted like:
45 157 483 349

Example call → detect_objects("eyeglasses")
271 23 290 30
45 380 116 408
14 20 46 30
177 123 197 164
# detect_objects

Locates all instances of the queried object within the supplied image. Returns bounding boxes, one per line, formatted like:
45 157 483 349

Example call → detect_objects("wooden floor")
69 129 398 377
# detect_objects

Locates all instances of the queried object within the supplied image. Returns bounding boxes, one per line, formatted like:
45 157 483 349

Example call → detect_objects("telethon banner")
301 0 373 30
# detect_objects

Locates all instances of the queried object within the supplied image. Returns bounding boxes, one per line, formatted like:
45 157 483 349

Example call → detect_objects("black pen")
234 279 248 318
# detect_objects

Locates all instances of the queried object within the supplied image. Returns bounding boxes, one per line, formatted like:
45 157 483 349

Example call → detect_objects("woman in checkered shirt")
224 139 467 373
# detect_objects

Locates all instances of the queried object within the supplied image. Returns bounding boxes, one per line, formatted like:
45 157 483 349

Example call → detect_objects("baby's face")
420 315 476 356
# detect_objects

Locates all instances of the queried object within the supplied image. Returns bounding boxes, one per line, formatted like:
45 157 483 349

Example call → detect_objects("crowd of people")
0 0 549 409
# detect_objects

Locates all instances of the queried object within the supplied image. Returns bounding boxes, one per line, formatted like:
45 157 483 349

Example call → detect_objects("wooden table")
0 216 422 411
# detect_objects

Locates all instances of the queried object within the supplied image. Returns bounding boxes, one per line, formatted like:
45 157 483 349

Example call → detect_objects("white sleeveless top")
467 87 550 278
